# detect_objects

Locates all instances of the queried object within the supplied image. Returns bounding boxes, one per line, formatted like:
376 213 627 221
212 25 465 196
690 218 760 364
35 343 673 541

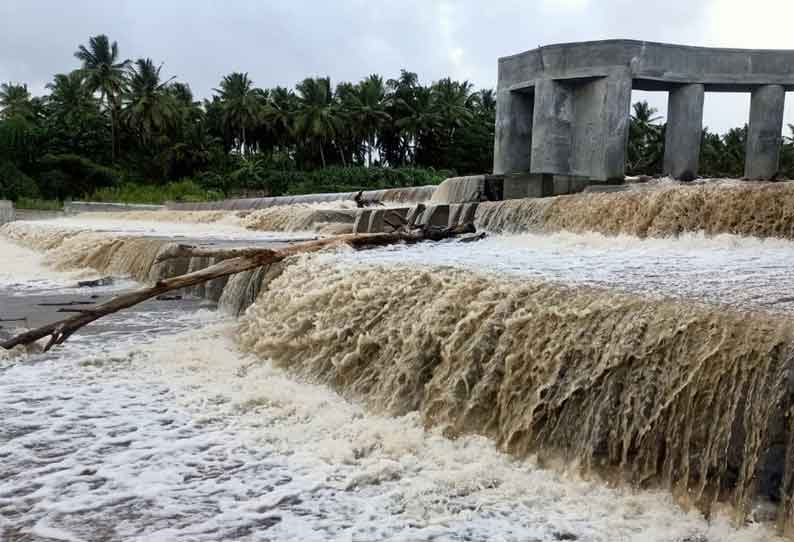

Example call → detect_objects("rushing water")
2 214 794 541
326 231 794 314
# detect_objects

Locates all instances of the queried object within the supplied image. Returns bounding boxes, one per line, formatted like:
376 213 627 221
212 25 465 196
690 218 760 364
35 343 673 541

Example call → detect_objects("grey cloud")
0 0 788 134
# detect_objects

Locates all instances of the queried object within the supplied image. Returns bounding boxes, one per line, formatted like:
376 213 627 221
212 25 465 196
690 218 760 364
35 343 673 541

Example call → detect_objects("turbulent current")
476 180 794 240
3 187 794 541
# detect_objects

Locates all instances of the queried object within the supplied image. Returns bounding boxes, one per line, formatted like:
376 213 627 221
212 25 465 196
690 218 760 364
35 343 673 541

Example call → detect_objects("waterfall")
476 181 794 239
0 222 274 315
237 259 794 530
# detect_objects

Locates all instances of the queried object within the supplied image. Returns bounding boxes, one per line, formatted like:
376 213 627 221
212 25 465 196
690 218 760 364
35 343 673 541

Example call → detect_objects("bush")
38 153 120 199
0 160 40 200
221 164 452 197
90 180 223 204
15 197 63 210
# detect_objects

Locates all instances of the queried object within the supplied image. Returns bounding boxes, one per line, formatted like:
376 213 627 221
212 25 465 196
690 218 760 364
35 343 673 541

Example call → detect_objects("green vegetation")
89 180 221 205
3 33 792 205
627 101 794 178
15 197 63 211
0 34 493 203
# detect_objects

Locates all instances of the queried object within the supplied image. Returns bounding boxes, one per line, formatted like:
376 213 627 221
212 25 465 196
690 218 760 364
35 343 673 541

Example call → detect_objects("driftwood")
1 224 478 352
78 277 114 288
354 190 384 208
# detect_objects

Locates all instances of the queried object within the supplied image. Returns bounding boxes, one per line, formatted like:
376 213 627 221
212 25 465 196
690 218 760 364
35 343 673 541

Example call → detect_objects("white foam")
2 321 779 541
323 230 794 313
13 217 317 241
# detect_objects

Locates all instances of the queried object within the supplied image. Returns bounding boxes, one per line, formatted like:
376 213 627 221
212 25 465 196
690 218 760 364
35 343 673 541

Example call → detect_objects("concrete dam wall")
495 40 794 185
166 185 438 211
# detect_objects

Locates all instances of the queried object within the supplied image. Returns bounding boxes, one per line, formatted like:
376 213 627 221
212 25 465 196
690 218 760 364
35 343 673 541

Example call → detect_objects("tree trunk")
110 106 117 163
319 142 326 168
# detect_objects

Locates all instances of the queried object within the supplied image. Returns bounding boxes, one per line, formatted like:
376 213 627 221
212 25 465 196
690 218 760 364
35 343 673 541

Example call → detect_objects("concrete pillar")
602 71 633 181
568 72 631 181
530 79 574 175
530 72 631 182
663 83 705 180
493 90 534 174
745 84 785 179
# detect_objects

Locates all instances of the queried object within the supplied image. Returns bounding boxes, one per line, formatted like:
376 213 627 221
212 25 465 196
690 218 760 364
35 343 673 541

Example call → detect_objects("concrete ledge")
583 184 630 193
65 201 165 214
167 185 437 211
502 173 591 199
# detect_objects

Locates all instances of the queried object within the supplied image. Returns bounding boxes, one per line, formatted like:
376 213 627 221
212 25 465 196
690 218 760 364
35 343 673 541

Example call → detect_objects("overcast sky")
2 0 793 135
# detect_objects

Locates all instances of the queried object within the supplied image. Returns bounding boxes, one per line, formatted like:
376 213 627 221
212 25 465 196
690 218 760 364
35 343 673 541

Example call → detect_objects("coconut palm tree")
0 83 34 120
344 75 391 166
122 58 177 146
294 77 342 167
626 101 664 174
74 34 130 162
45 71 107 157
395 86 438 164
262 86 296 151
46 72 95 118
214 72 262 156
431 78 474 140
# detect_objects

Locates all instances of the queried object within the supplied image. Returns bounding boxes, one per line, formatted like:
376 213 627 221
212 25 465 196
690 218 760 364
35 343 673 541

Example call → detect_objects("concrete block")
420 205 450 228
449 203 478 226
353 209 373 233
381 208 410 232
368 209 385 233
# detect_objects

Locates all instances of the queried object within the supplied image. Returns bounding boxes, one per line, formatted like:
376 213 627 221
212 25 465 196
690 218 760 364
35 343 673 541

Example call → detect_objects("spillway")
3 182 794 540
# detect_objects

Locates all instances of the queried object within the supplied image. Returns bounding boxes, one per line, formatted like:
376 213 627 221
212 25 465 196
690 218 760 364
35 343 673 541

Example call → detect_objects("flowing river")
1 212 792 541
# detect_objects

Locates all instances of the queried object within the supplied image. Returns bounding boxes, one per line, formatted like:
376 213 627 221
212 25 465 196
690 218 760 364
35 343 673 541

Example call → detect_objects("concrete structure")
495 40 794 185
0 200 14 224
167 186 437 211
64 201 165 214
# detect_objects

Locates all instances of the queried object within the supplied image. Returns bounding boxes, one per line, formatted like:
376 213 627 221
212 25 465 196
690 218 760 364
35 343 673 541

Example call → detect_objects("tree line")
0 34 494 202
2 34 793 204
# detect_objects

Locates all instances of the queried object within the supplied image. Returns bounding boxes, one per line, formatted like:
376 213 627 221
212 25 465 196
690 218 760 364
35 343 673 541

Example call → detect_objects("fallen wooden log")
354 190 384 208
77 277 114 288
1 224 480 352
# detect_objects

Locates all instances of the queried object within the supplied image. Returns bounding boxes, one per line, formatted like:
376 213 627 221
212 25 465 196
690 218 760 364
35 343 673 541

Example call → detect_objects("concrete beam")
663 84 705 180
493 90 534 174
498 40 794 91
745 85 785 179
